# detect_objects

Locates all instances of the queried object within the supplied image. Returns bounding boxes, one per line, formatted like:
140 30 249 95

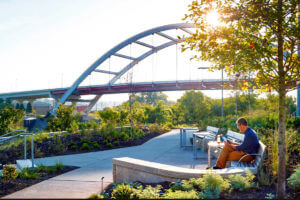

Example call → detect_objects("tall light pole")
297 4 300 117
235 73 240 123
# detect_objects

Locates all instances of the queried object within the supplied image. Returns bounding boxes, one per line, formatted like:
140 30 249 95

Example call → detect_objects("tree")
129 92 168 106
48 103 77 132
182 0 299 197
177 90 211 124
26 102 33 114
0 106 25 135
98 107 120 125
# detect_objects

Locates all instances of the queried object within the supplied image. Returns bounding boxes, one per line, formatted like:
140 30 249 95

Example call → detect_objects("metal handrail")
0 129 26 137
0 131 35 168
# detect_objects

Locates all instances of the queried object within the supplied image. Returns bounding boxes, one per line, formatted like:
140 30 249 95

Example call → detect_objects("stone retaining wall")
113 157 248 183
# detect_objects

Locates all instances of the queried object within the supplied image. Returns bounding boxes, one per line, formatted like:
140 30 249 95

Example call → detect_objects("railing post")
31 133 34 168
24 134 27 160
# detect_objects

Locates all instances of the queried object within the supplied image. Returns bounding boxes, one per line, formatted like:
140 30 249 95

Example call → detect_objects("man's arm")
227 139 241 146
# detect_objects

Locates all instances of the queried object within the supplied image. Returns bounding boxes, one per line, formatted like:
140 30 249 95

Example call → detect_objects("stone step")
16 159 37 170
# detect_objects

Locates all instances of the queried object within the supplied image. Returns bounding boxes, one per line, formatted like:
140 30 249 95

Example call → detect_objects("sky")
0 0 297 105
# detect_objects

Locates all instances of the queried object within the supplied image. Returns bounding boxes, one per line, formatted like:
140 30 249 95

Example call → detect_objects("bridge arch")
54 23 196 113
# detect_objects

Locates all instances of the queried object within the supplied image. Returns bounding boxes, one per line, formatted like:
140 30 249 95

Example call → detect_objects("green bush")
47 166 57 174
80 142 90 150
135 130 145 139
119 132 130 141
18 168 38 179
201 171 230 198
169 180 184 191
111 184 134 199
92 141 100 148
37 164 47 173
148 123 162 133
162 189 198 199
69 142 77 150
188 178 206 191
133 185 162 199
287 164 300 189
106 142 112 148
113 141 120 146
55 162 64 171
87 193 103 199
2 164 18 181
228 170 255 191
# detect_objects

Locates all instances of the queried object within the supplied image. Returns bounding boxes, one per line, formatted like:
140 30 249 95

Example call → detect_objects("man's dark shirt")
236 127 259 154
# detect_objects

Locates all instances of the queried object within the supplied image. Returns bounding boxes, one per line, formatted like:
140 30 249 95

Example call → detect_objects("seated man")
212 117 259 169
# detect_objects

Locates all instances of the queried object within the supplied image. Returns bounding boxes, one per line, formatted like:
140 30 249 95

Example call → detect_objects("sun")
206 11 221 27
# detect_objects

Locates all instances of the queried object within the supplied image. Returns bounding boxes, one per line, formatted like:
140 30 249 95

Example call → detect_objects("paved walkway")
3 129 214 199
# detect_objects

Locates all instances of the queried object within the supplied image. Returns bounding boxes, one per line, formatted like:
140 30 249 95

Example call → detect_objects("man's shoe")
212 166 222 169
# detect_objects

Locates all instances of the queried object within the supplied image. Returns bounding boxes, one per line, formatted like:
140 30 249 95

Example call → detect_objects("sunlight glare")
206 11 221 27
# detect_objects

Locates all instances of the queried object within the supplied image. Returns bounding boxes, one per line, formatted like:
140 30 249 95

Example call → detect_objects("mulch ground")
0 131 166 165
0 166 78 198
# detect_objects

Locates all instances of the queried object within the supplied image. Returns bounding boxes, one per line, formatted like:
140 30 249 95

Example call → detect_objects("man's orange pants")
216 142 254 169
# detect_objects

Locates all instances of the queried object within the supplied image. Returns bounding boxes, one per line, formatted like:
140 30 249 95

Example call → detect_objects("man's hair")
237 118 248 126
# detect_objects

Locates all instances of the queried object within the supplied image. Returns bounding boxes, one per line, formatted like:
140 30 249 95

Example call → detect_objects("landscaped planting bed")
0 124 168 165
0 163 78 198
89 169 299 199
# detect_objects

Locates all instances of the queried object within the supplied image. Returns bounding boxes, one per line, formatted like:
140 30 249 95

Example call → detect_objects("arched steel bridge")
0 23 299 115
56 23 198 113
0 79 237 101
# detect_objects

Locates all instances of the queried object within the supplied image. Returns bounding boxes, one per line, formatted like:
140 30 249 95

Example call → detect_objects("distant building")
76 105 88 112
33 101 53 115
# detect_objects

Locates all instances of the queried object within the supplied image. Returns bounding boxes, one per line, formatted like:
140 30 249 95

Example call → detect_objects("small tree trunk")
277 88 286 198
276 0 286 198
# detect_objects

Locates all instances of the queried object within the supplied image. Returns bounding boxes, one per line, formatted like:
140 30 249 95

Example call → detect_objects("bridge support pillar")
84 95 102 114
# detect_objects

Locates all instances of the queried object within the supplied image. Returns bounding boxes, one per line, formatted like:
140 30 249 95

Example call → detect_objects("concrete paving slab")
4 129 212 198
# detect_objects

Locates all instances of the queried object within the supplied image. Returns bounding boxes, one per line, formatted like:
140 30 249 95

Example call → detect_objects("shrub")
169 179 196 192
2 164 18 181
228 170 255 191
162 189 198 199
81 143 90 150
188 178 206 191
201 171 230 198
55 162 63 171
37 164 47 173
287 164 300 189
87 193 103 199
169 180 184 191
92 141 100 148
119 132 129 141
106 143 112 148
265 193 275 199
133 185 162 199
113 141 120 146
18 168 38 179
111 184 134 199
47 166 57 174
69 142 77 150
148 123 162 133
